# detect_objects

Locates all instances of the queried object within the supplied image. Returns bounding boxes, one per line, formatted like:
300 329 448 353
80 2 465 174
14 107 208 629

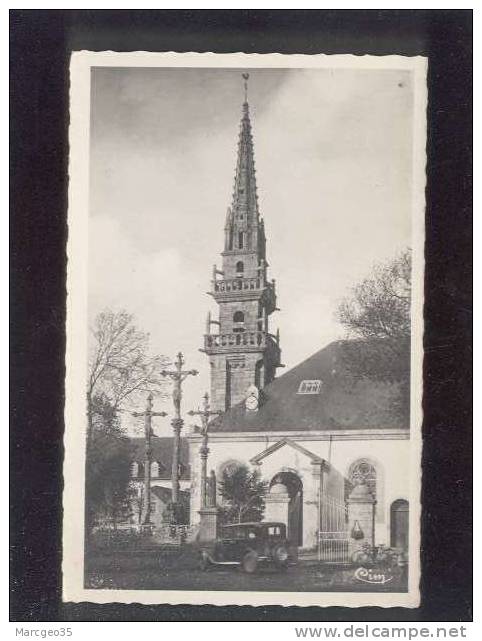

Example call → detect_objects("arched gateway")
249 438 328 549
269 472 303 546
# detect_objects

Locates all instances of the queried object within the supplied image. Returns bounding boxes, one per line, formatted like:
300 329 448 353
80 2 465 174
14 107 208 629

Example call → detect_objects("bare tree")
87 310 169 436
337 249 411 344
336 250 411 410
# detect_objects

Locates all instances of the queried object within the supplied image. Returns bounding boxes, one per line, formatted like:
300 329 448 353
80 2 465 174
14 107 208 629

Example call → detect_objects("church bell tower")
202 74 281 412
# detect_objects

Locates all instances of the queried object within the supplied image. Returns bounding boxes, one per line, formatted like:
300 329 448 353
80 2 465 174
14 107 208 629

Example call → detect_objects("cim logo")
354 567 393 585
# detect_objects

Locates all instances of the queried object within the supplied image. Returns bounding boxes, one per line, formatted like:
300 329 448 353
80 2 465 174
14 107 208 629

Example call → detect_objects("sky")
88 66 413 435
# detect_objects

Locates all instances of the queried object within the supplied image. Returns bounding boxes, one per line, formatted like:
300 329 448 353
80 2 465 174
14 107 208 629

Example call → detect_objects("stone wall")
209 352 264 411
222 250 260 279
347 482 376 554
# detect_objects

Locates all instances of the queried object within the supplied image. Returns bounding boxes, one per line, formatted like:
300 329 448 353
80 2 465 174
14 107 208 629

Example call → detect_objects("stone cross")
161 352 198 511
132 393 167 525
188 392 221 508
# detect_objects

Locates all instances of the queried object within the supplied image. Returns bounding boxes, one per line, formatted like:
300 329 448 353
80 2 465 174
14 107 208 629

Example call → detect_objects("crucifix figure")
188 392 222 509
161 352 198 515
132 393 167 525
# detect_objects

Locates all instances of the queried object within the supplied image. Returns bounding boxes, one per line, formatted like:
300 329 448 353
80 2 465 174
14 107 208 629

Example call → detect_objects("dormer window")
297 380 322 395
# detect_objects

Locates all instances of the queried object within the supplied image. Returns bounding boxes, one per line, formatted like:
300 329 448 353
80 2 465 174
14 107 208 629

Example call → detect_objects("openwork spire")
231 73 259 225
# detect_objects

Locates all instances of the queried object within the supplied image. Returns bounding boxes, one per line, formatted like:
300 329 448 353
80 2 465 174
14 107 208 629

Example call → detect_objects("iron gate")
318 492 351 564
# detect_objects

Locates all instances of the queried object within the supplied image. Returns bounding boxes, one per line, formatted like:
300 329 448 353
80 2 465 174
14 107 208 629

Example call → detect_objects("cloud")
89 215 213 434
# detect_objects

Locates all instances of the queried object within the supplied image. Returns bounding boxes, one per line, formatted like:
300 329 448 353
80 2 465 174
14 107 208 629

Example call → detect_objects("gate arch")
270 471 303 546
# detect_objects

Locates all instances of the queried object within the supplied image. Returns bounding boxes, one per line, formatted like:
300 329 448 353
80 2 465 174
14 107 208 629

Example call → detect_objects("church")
185 78 411 557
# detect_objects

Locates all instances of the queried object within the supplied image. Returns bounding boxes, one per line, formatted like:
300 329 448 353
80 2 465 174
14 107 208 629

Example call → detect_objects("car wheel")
242 551 258 574
273 544 289 568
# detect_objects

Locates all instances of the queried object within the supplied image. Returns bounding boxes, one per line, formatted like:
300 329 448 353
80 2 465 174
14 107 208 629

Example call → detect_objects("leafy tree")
218 465 268 524
87 309 169 437
85 393 135 536
336 249 411 410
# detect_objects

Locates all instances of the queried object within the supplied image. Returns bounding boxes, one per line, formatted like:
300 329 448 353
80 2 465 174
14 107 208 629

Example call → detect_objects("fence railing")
204 331 268 350
213 277 264 293
318 532 351 564
318 493 351 564
320 492 348 533
91 523 197 549
152 524 196 546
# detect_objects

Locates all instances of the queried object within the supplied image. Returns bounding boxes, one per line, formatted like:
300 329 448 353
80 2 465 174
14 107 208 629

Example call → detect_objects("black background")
10 9 472 622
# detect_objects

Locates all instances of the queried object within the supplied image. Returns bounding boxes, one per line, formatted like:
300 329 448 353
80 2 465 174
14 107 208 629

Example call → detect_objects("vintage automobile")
199 521 298 573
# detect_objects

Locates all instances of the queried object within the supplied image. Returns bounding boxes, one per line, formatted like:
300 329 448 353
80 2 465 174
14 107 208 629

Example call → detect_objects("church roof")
130 436 190 480
209 340 409 433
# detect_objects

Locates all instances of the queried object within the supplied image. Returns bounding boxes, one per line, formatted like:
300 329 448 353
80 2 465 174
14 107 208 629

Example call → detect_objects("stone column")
347 482 376 555
198 507 220 543
199 439 209 509
171 417 182 506
198 470 220 543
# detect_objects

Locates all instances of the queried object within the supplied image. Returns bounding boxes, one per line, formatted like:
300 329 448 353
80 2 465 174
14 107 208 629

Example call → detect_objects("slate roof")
209 340 409 433
130 437 190 480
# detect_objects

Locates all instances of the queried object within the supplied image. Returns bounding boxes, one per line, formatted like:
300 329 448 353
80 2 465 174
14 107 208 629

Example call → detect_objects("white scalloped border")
63 50 427 608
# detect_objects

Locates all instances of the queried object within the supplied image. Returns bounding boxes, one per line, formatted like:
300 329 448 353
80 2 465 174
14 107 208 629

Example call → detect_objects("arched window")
131 461 139 478
236 261 244 275
347 459 377 501
238 232 244 249
233 311 245 332
151 461 160 477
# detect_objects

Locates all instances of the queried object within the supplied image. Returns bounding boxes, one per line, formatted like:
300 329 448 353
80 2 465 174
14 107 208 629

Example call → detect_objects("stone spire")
203 73 281 412
231 73 259 227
